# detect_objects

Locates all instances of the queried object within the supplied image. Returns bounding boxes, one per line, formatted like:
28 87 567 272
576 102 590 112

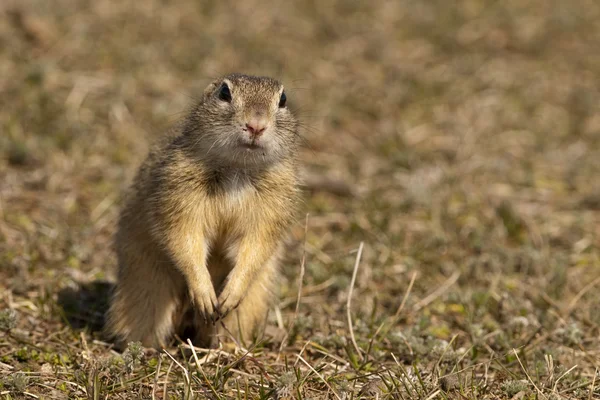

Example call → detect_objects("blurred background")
1 0 599 398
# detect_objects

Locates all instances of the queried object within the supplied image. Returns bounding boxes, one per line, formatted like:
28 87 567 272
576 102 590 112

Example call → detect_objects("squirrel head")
185 73 299 169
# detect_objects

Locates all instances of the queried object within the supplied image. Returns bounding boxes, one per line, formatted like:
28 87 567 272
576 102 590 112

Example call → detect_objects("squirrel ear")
202 81 220 99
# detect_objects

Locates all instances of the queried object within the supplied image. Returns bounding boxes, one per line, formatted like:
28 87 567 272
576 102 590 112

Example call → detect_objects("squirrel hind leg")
173 305 218 349
106 258 185 350
217 258 280 347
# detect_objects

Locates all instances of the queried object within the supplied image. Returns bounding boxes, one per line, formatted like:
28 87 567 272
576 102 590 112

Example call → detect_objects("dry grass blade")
394 271 417 319
151 354 162 400
424 389 441 400
553 364 577 391
292 213 309 324
279 213 309 358
513 348 547 400
296 354 342 400
163 360 174 400
347 241 364 362
186 339 221 398
566 275 600 314
589 367 598 400
413 271 460 311
163 350 190 386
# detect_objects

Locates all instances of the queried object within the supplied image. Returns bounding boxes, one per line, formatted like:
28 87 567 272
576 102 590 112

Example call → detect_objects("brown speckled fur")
106 74 301 349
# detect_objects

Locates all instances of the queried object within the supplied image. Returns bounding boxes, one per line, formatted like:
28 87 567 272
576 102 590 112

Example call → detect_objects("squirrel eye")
278 91 287 108
218 83 232 102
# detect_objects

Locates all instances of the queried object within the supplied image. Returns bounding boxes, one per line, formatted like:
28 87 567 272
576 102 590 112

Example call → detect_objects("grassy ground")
1 0 600 398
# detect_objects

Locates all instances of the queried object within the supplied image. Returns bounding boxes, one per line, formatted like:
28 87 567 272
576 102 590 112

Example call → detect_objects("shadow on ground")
57 280 113 334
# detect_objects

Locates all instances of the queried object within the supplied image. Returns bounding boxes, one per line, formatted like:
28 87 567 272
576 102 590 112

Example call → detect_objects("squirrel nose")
245 120 267 137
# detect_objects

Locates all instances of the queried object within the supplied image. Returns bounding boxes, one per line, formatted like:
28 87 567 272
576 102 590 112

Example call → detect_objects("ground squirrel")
106 73 301 349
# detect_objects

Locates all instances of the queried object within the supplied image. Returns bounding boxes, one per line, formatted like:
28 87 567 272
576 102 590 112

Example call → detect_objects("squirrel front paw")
216 279 245 320
189 284 218 323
